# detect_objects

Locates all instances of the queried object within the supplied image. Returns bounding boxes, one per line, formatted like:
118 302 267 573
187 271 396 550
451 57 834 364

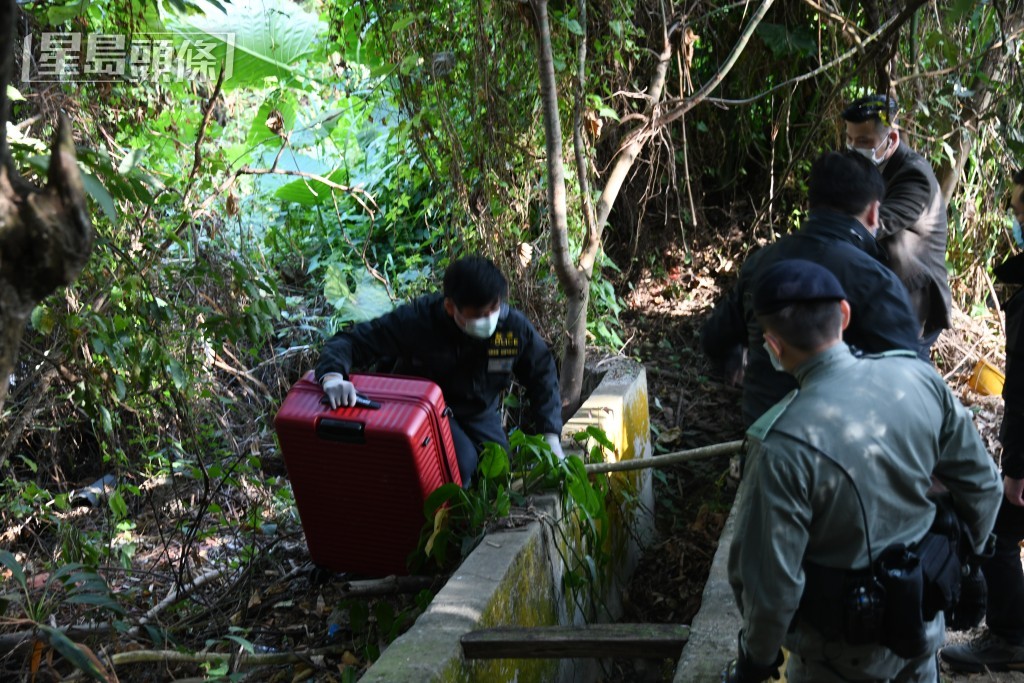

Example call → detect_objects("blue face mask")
1013 215 1024 249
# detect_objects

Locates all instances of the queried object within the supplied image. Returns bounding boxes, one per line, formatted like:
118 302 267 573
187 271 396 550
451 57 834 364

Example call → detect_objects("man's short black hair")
1013 168 1024 186
757 301 845 352
841 93 899 127
808 151 886 216
443 256 508 309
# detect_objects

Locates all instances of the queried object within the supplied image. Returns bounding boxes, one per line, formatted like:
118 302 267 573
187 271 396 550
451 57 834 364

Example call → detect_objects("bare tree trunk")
529 0 587 419
0 0 94 413
530 0 680 416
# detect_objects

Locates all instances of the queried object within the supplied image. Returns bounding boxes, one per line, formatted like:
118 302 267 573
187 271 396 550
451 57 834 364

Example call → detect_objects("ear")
865 200 881 234
764 332 783 359
443 297 456 318
839 299 852 332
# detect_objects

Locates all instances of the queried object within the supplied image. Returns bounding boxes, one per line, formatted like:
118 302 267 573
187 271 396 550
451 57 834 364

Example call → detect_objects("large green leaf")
324 267 394 323
162 0 325 88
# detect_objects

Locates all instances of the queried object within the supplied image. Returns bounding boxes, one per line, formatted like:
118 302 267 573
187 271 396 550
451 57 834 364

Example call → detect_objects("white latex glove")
321 373 357 409
543 433 565 460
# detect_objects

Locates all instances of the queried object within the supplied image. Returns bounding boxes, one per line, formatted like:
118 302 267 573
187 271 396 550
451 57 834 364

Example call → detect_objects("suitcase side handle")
317 418 366 444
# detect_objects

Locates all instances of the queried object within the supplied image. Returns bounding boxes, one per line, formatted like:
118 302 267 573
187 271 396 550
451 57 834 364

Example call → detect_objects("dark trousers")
449 411 508 488
982 497 1024 643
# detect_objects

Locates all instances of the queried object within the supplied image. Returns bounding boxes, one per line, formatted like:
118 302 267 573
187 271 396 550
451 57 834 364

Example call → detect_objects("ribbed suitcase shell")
274 372 460 575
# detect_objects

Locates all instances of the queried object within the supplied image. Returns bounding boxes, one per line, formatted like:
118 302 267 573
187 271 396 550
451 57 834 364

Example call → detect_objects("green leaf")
162 0 326 89
391 13 419 33
6 85 25 102
81 172 118 223
167 358 187 390
30 305 55 334
38 624 113 682
245 91 299 150
562 18 584 36
327 269 394 323
274 167 350 205
225 634 255 653
108 490 128 520
117 149 146 175
0 551 27 592
755 22 816 58
479 446 509 480
946 0 976 23
65 593 125 614
47 1 87 25
423 482 463 518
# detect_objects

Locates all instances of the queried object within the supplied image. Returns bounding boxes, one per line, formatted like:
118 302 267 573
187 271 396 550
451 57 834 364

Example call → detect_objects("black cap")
753 259 847 315
841 94 898 126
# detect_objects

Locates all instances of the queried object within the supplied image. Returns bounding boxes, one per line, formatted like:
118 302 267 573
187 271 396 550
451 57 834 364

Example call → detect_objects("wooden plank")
460 623 690 660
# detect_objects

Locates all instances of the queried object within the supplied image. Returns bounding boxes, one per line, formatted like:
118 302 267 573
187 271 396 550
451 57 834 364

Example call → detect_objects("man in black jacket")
701 151 920 427
842 94 952 359
316 256 564 486
941 170 1024 672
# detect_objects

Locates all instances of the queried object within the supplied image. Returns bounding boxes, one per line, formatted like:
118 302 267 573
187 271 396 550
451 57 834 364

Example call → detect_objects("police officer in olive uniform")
316 256 563 487
723 259 1000 683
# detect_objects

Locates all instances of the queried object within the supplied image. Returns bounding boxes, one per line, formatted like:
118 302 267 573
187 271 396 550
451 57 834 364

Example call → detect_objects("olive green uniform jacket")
728 344 1000 677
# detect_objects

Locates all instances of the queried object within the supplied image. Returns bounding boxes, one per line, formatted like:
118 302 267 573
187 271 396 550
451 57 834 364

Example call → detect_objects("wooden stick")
583 440 743 474
461 623 690 659
109 644 349 667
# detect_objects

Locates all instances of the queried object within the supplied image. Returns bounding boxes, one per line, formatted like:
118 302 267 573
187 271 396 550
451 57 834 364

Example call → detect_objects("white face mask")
763 341 785 373
847 136 892 166
460 308 500 339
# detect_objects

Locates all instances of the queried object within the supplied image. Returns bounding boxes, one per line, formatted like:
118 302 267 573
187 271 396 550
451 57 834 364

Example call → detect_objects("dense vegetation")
1 0 1022 679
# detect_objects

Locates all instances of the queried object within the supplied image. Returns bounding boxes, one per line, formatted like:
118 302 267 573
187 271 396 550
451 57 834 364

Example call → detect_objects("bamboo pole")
582 440 743 474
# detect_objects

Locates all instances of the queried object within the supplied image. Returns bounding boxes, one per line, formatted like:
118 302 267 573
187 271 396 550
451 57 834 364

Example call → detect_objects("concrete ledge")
673 500 742 682
362 356 652 682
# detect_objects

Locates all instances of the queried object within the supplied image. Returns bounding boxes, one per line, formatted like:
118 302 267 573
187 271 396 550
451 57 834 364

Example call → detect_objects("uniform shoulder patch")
746 389 799 441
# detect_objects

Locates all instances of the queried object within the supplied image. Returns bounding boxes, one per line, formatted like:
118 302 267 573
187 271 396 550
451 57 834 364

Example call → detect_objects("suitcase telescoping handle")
317 418 366 444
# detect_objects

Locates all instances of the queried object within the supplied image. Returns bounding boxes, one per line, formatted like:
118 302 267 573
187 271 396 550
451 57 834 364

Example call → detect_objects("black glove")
947 561 987 631
720 642 784 683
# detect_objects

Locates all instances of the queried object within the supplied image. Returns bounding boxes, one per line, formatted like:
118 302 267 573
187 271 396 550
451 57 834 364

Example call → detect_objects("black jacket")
700 209 921 425
878 142 953 334
315 293 562 435
994 253 1024 477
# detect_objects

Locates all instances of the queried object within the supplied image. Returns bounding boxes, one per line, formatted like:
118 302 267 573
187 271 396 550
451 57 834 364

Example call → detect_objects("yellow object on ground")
968 358 1005 396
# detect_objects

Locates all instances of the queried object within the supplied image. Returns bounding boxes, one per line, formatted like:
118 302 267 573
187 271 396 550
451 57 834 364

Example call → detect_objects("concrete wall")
672 503 743 683
361 357 652 683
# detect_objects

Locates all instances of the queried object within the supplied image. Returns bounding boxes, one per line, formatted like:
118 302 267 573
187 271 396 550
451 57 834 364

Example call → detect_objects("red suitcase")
274 372 460 576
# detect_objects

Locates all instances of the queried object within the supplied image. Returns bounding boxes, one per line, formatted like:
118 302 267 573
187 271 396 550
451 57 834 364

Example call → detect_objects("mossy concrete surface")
361 357 652 683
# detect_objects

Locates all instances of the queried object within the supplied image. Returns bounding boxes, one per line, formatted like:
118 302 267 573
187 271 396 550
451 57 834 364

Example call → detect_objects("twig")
140 566 228 625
